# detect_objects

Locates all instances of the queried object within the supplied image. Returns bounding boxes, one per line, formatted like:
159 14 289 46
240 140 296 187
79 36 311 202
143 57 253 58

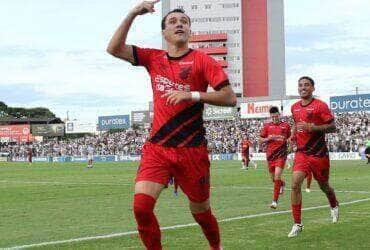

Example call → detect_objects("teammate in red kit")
240 136 257 170
259 106 291 209
241 136 251 170
107 2 236 249
288 76 339 237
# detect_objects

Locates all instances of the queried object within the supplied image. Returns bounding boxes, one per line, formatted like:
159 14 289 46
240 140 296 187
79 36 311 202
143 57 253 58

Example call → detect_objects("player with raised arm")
288 76 339 237
107 1 236 249
259 106 291 209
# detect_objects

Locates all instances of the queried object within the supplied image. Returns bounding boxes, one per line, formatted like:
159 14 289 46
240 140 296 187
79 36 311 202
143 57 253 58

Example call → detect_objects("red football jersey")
241 139 251 156
260 121 291 161
132 46 229 147
291 98 334 156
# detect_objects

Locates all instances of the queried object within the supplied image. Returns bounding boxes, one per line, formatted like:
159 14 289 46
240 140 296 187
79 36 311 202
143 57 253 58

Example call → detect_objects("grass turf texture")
1 160 369 249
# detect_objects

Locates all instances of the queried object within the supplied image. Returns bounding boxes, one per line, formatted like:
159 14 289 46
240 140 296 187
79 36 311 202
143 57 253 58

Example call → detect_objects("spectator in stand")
0 112 368 156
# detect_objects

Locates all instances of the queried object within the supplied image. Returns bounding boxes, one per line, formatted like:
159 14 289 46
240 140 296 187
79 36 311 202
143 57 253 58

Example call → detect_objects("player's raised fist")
132 0 160 16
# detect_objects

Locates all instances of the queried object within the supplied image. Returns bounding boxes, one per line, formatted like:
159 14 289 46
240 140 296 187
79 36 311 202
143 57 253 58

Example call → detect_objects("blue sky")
1 0 369 122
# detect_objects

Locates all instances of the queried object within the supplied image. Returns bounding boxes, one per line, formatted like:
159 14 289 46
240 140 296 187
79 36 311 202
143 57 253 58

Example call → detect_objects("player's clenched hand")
296 122 314 132
131 0 160 16
161 90 192 105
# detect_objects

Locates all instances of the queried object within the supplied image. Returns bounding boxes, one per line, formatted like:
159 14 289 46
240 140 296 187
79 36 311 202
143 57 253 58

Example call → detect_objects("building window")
191 4 198 10
221 3 239 9
205 4 211 9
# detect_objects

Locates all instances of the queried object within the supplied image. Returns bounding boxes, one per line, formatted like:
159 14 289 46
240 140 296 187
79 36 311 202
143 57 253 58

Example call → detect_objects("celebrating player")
288 76 339 237
107 1 236 249
259 106 291 209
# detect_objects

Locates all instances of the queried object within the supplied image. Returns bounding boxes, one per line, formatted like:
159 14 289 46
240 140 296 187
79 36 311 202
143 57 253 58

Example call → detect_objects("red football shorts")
242 151 249 162
267 158 286 173
136 142 210 202
293 152 330 182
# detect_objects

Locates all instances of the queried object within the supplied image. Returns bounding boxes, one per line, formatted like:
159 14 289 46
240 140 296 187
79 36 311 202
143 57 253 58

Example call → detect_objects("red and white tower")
162 0 286 100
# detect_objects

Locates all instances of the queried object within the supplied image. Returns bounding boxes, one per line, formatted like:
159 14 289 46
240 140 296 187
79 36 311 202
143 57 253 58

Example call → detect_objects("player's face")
270 112 280 124
162 12 191 46
298 78 315 99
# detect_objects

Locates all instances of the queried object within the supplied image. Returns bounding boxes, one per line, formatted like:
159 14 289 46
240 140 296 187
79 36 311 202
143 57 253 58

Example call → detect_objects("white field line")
213 185 370 194
5 197 370 250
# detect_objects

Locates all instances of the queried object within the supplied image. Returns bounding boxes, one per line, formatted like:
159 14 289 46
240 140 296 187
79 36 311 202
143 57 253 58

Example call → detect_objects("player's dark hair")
161 8 191 30
298 76 315 86
269 106 280 114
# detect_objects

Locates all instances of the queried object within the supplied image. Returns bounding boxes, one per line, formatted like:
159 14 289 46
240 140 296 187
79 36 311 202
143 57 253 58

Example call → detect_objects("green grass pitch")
1 160 370 249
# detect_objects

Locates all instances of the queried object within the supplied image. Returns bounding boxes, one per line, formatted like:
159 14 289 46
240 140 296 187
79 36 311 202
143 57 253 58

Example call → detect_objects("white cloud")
286 64 370 98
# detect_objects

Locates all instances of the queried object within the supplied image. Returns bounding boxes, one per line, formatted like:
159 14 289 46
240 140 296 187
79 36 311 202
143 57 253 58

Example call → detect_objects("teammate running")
288 76 339 237
107 2 236 249
241 136 257 170
259 106 291 209
241 136 251 170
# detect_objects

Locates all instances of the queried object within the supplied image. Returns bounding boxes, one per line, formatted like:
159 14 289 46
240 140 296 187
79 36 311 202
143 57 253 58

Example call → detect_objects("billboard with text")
203 105 237 120
31 124 65 137
240 100 281 118
98 115 130 130
131 111 150 125
0 125 31 142
330 94 370 113
65 121 96 134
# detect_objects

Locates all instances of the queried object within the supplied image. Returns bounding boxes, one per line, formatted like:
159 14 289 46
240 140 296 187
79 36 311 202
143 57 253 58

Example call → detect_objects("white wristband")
190 91 201 102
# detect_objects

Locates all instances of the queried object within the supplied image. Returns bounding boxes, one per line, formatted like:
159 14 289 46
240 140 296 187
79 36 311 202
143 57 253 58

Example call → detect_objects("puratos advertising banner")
330 94 370 113
98 115 130 130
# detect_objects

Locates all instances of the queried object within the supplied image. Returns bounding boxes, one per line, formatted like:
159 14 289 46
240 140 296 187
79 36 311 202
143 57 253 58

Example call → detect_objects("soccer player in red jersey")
107 2 236 249
241 136 251 170
288 76 339 237
240 136 257 170
259 106 291 209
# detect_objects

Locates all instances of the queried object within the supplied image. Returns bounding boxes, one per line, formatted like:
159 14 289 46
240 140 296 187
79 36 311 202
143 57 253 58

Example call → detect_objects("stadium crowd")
0 112 368 158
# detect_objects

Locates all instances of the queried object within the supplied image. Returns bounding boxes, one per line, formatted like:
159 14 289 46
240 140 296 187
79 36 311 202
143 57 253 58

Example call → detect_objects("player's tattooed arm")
106 0 160 63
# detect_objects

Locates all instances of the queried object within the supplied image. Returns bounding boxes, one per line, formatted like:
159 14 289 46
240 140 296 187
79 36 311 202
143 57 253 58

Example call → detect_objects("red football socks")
192 208 221 249
273 179 282 201
291 203 302 224
133 193 162 250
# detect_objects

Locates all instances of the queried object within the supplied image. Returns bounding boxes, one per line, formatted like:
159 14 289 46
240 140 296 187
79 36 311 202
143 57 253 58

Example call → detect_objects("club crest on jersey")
179 66 192 80
306 111 313 120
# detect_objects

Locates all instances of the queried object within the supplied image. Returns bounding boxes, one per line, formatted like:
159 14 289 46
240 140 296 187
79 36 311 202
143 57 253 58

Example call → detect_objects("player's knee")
189 200 210 214
291 182 302 192
133 193 156 221
274 176 281 181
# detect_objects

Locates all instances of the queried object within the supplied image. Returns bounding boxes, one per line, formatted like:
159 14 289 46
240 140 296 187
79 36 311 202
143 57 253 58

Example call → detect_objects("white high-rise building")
162 0 285 100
